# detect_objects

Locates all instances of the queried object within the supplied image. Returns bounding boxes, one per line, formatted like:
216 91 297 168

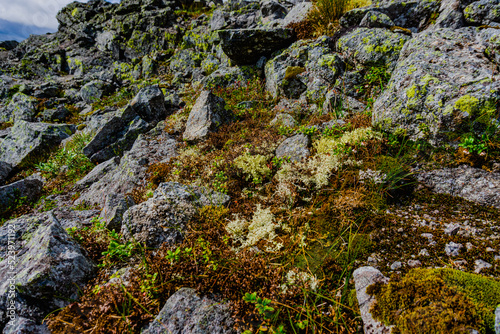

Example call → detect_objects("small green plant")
165 247 181 264
298 125 318 136
35 132 95 182
213 171 228 194
272 156 290 169
355 66 391 100
277 125 294 136
459 134 489 155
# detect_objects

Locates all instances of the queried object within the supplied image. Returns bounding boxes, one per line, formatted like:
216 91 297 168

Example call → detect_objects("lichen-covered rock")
0 121 74 169
464 0 500 26
83 106 150 162
79 80 112 104
280 2 313 27
100 193 135 232
202 66 254 89
259 0 287 24
373 28 500 144
416 165 500 209
130 85 168 123
276 134 310 162
265 36 339 98
2 317 50 334
219 28 296 65
77 130 177 207
0 161 12 186
340 0 440 31
183 90 231 142
0 213 95 330
337 28 410 71
0 93 38 123
270 113 297 127
353 267 392 334
142 288 235 334
323 89 367 114
121 182 230 248
359 11 395 28
430 0 465 29
75 156 120 190
0 175 43 213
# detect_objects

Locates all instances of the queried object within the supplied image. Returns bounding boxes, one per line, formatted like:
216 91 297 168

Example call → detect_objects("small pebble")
408 260 421 268
419 249 430 257
445 242 463 257
390 261 402 270
474 259 492 273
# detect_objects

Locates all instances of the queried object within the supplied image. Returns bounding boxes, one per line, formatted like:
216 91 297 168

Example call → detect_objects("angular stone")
0 121 74 169
80 80 111 104
142 288 235 334
465 0 500 26
416 165 500 209
353 267 392 334
281 2 313 27
0 175 43 213
219 28 295 65
130 85 167 124
474 259 492 273
121 182 230 248
373 28 500 145
276 134 310 162
0 93 38 123
445 242 463 256
337 28 410 71
183 91 231 142
100 193 135 232
77 131 177 207
0 213 95 328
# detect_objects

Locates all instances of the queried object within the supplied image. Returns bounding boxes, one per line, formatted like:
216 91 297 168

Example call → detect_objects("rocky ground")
0 0 499 333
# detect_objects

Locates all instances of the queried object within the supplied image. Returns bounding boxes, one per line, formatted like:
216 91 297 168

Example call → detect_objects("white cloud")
0 0 120 31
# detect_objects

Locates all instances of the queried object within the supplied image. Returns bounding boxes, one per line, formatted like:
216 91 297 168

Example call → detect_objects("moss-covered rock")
367 268 500 334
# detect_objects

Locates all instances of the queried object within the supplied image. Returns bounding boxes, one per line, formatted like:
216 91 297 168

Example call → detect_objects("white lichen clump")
275 127 379 201
359 168 387 184
234 153 271 182
281 270 320 293
226 205 282 251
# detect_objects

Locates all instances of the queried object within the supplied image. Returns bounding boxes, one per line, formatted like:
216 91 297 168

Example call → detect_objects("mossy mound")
367 268 500 334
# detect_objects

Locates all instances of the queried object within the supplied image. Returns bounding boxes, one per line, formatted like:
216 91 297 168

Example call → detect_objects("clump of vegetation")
234 153 272 184
308 0 371 35
367 268 500 334
35 132 95 194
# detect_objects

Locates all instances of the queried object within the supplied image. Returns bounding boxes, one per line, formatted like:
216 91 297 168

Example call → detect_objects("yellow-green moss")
454 95 480 115
367 268 500 334
284 66 306 80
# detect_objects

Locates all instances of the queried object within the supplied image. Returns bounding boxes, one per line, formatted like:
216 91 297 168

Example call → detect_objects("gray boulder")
183 91 231 142
0 121 74 169
353 266 392 334
130 85 168 123
83 85 169 162
323 90 367 114
83 106 150 162
100 193 135 232
359 11 395 28
373 27 500 144
218 28 296 65
337 28 411 71
77 131 177 207
2 317 50 334
495 305 500 334
0 213 95 329
265 36 340 98
340 0 440 31
276 134 310 162
0 175 43 213
121 182 230 248
0 93 38 123
0 162 12 186
280 2 313 27
416 165 500 209
142 288 235 334
80 80 111 104
75 156 120 190
270 113 297 128
464 0 500 26
431 0 465 29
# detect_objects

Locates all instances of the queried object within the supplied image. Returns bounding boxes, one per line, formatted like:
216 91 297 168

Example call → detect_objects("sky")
0 0 120 42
